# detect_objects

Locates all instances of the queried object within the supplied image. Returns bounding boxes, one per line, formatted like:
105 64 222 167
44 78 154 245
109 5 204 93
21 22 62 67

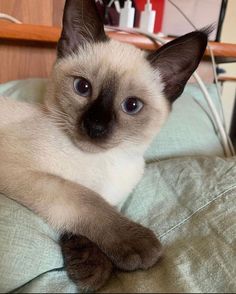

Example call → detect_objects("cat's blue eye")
121 97 144 115
73 77 92 97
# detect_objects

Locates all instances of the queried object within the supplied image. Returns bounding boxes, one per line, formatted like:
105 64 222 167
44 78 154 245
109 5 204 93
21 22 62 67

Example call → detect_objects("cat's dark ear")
57 0 108 58
147 28 210 103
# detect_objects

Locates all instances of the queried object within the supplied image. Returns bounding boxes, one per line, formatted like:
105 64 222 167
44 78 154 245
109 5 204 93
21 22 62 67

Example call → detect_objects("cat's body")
0 0 209 291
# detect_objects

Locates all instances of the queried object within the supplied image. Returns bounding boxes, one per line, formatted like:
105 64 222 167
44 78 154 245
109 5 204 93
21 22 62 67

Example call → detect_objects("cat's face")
45 0 208 153
48 40 168 152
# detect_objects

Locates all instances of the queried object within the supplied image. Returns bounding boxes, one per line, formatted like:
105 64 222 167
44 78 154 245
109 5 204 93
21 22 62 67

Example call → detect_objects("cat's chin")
73 139 116 154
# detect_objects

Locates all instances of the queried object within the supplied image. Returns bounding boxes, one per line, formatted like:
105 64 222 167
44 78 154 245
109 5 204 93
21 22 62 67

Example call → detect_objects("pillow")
0 156 236 292
0 78 47 104
145 83 224 161
0 78 224 160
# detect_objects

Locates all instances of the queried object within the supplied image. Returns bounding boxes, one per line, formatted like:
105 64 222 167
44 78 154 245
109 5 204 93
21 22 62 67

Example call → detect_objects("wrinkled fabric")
0 156 235 293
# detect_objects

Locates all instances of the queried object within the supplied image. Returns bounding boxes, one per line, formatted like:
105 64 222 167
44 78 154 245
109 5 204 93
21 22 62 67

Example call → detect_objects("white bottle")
140 0 156 33
119 0 135 28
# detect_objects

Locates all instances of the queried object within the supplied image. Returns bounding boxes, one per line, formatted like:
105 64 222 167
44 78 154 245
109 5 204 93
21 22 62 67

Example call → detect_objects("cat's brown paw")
60 234 113 292
101 220 163 271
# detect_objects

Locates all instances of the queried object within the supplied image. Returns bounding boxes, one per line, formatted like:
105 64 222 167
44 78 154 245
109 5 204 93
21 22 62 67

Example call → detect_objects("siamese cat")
0 0 209 291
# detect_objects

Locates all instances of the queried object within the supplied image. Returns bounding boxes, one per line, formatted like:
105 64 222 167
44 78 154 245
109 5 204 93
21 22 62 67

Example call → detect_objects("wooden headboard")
1 0 236 83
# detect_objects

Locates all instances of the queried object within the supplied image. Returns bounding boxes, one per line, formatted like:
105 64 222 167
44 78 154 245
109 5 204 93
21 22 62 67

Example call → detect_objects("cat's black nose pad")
81 117 110 140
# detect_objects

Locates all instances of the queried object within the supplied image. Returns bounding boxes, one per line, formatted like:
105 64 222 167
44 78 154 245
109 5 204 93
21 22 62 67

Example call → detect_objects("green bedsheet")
0 156 235 293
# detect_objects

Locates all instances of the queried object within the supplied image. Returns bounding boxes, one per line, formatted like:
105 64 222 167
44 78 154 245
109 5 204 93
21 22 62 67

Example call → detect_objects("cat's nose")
80 96 115 140
82 117 110 139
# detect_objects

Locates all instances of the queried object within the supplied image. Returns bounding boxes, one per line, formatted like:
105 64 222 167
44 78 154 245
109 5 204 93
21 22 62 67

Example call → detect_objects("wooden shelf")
1 22 236 63
218 75 236 82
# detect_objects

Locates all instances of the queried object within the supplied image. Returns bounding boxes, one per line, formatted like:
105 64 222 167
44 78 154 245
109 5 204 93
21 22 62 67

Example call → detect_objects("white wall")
162 0 221 40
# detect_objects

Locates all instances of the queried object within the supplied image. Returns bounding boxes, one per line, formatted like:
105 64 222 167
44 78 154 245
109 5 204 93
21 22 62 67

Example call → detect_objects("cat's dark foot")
60 234 113 292
100 220 163 272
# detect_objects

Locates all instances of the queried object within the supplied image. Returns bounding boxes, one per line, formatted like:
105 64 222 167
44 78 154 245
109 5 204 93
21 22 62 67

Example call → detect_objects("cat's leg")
0 166 113 290
60 234 113 291
0 166 162 290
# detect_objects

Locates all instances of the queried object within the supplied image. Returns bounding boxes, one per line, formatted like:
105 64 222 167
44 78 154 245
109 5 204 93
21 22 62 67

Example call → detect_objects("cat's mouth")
73 136 119 154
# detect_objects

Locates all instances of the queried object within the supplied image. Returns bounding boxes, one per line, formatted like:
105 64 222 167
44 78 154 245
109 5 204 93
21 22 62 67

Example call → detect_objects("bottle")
119 0 135 28
140 0 156 33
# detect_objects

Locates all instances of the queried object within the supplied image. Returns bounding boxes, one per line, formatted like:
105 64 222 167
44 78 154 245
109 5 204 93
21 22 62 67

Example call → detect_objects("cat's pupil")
74 78 91 97
121 97 143 115
125 98 138 112
77 80 89 94
78 81 89 93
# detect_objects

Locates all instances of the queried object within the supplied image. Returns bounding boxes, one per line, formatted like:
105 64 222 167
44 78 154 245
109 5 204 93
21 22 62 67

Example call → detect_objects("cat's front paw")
60 234 113 292
102 220 163 271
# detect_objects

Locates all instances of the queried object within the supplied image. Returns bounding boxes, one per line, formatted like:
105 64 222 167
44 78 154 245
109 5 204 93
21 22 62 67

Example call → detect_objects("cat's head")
45 0 208 153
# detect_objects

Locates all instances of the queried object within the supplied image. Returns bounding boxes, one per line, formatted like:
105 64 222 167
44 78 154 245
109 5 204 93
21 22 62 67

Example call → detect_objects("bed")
0 7 236 293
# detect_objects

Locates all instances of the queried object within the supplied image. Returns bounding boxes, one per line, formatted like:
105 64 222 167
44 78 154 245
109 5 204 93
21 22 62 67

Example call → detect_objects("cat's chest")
38 140 145 206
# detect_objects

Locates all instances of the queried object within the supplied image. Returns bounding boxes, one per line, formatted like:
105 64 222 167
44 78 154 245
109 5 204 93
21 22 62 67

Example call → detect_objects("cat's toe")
60 234 113 291
101 221 163 271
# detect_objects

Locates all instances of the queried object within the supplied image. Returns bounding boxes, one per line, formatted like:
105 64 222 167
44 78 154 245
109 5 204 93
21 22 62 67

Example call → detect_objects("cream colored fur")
0 40 169 233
